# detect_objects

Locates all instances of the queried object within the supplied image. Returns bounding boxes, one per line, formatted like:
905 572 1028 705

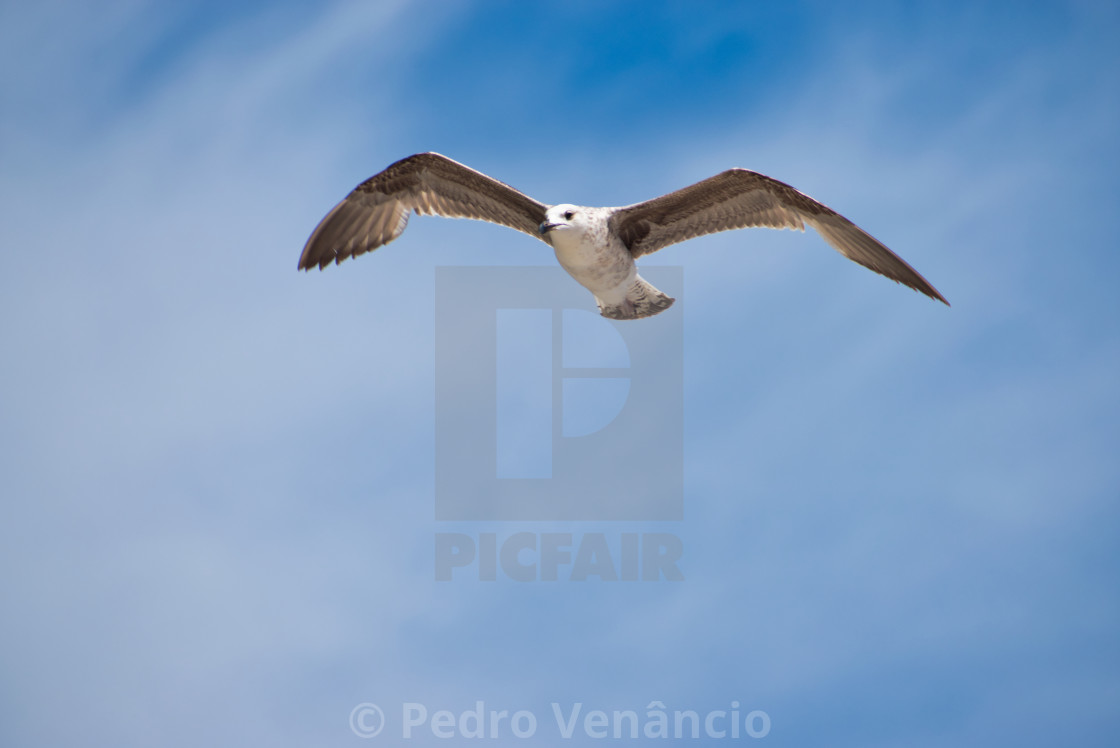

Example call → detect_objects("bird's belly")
552 236 634 293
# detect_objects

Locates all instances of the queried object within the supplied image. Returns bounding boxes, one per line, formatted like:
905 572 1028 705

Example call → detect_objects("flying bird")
299 152 947 318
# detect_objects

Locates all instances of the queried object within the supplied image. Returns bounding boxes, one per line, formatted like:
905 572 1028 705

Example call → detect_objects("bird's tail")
597 276 675 320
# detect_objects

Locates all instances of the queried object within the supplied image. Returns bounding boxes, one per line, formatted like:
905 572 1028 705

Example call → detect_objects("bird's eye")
563 210 575 220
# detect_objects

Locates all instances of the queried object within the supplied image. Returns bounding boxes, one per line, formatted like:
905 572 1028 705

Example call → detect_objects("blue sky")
1 1 1118 745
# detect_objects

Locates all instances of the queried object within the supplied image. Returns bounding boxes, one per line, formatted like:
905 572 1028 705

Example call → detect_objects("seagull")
299 152 947 318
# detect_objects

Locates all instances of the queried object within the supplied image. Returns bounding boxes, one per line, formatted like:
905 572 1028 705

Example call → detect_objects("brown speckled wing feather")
610 169 947 305
299 153 550 270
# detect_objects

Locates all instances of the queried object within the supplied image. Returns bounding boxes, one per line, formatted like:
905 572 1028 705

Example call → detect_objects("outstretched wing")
299 153 550 270
610 169 948 305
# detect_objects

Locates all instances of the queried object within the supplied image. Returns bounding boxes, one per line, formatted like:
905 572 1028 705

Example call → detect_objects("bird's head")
539 204 585 237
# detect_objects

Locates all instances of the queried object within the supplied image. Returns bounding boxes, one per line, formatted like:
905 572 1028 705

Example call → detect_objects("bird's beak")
539 221 559 235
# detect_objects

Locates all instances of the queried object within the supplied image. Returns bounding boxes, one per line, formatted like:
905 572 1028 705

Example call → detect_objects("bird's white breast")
550 210 636 296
